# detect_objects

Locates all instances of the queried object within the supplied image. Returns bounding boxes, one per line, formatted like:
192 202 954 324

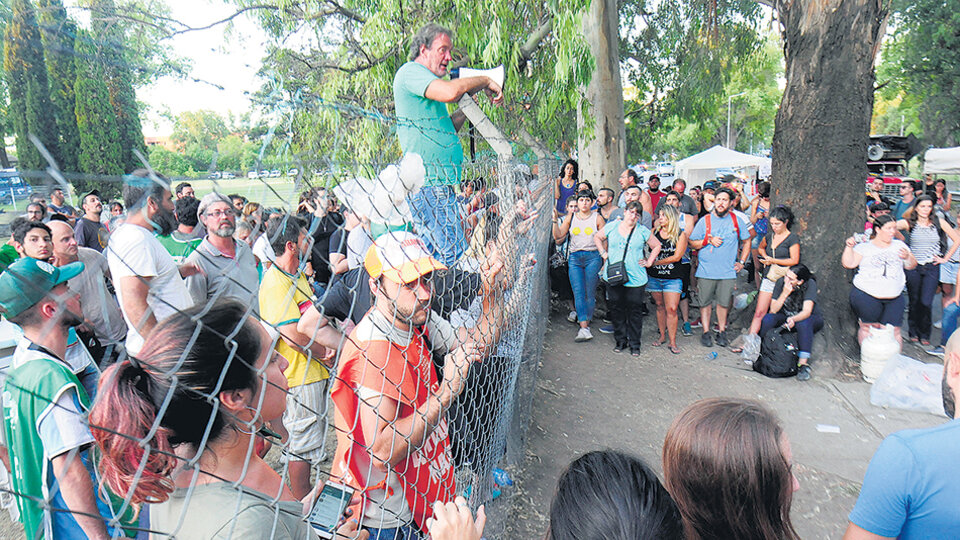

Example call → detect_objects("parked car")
247 171 259 179
287 168 299 177
269 169 282 178
222 172 236 179
0 169 33 205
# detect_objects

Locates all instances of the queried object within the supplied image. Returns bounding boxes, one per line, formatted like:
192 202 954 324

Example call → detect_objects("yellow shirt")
258 265 329 386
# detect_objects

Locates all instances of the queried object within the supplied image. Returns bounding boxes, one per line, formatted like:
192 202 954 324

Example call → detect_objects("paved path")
502 310 944 539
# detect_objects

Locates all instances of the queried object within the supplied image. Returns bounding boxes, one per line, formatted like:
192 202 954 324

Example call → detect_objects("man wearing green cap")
0 258 135 539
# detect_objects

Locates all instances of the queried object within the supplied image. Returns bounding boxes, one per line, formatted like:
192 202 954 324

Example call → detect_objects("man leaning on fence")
330 231 507 539
0 258 136 539
394 23 503 266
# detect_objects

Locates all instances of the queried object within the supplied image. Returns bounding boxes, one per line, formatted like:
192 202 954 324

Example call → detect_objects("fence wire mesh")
0 74 560 539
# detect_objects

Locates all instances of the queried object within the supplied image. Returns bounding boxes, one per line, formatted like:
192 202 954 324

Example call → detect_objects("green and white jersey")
2 340 135 538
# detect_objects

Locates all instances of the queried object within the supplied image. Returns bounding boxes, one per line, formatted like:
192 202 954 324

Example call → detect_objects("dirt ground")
498 303 945 540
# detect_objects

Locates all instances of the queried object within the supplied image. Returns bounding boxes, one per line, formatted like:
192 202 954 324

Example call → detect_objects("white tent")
675 145 772 186
924 147 960 175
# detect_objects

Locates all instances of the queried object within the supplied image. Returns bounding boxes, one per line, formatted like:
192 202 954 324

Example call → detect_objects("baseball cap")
197 192 235 220
0 258 84 319
364 231 447 284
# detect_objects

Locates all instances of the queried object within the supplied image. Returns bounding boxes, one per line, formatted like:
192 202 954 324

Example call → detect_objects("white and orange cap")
364 231 447 284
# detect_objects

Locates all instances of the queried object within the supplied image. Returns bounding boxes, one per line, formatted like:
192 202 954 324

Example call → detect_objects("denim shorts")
941 261 959 285
647 277 683 293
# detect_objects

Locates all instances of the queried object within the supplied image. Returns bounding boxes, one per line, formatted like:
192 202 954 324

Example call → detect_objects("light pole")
727 91 747 149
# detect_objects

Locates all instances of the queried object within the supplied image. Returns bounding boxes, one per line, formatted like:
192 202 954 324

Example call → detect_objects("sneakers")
681 321 693 336
927 346 945 357
598 324 614 334
575 327 594 342
934 319 943 329
700 332 713 347
715 330 729 347
567 310 578 323
796 364 812 381
691 318 703 329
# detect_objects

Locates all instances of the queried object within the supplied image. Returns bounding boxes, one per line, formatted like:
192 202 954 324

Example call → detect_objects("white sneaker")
934 319 943 329
575 327 593 342
567 311 578 323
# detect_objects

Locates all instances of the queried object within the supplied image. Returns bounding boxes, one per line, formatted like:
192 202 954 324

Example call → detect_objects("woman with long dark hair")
759 264 822 381
663 398 800 540
843 214 917 346
557 190 606 342
896 195 960 344
554 159 579 215
90 301 365 539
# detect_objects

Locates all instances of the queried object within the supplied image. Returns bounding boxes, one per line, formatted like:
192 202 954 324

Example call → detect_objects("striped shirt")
910 224 941 264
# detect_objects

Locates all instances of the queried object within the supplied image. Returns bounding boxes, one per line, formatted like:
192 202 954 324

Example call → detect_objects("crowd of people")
0 19 956 540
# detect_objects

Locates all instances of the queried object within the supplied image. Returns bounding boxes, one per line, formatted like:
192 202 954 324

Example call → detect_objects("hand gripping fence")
0 87 560 539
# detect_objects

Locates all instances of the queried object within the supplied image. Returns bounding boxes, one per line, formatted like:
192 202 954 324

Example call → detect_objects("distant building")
144 136 178 152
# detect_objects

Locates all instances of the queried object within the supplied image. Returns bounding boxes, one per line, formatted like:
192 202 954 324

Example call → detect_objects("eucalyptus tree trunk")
577 0 625 192
771 0 887 362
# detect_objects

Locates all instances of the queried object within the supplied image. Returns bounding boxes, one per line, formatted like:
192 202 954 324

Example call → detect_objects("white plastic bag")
740 333 761 363
869 354 946 417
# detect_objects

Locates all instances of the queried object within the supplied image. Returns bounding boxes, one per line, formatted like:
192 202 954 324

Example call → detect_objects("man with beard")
258 213 341 500
646 175 665 211
688 187 750 347
49 220 126 367
47 187 78 223
73 191 109 252
184 193 258 309
106 170 194 356
330 231 507 536
844 332 960 539
157 196 202 263
0 258 136 539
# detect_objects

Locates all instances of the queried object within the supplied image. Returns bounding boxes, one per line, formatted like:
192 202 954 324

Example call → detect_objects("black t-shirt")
301 212 344 286
764 231 800 261
75 217 108 252
772 277 820 318
651 231 685 280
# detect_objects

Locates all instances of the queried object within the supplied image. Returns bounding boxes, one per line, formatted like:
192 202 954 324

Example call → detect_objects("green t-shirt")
157 232 202 264
0 243 19 273
393 61 463 186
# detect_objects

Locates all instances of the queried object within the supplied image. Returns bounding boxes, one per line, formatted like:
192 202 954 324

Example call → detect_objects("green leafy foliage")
232 0 591 163
877 0 960 146
37 0 81 172
74 28 123 182
3 0 61 173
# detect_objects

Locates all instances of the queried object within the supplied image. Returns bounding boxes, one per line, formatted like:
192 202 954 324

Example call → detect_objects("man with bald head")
844 333 960 539
49 220 126 366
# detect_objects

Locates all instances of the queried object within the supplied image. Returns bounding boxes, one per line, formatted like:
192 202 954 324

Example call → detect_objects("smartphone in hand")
308 481 356 539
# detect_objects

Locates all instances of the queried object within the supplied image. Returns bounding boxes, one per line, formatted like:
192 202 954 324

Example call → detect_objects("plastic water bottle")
492 468 514 486
705 351 718 361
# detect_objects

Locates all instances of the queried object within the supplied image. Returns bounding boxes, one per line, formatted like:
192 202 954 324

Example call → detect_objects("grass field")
186 177 307 209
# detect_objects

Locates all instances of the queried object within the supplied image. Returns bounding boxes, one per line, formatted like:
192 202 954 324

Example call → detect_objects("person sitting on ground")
843 331 960 539
759 264 822 381
91 301 368 540
663 398 801 540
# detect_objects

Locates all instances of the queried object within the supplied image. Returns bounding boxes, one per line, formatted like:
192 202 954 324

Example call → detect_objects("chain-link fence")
0 86 559 538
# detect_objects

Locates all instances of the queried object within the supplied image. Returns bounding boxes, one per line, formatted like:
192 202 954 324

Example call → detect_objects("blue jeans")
407 185 466 267
364 523 422 540
568 250 603 323
942 301 960 346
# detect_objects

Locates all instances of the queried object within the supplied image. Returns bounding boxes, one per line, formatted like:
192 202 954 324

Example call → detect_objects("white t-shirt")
853 239 909 298
106 224 192 354
346 227 374 270
252 234 275 265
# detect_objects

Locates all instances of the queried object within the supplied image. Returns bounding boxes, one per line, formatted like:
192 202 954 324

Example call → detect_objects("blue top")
848 419 960 539
393 62 462 186
600 221 651 287
556 179 577 214
689 212 750 279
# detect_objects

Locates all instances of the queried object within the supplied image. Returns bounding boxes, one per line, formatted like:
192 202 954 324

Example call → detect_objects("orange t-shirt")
330 324 456 530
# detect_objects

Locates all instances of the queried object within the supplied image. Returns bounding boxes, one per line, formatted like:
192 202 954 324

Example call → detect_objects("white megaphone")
458 65 505 90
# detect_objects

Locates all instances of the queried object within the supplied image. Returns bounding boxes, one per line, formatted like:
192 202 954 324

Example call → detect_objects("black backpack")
754 327 800 378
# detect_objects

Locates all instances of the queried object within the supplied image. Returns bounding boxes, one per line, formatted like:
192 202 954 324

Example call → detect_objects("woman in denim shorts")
649 205 689 354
